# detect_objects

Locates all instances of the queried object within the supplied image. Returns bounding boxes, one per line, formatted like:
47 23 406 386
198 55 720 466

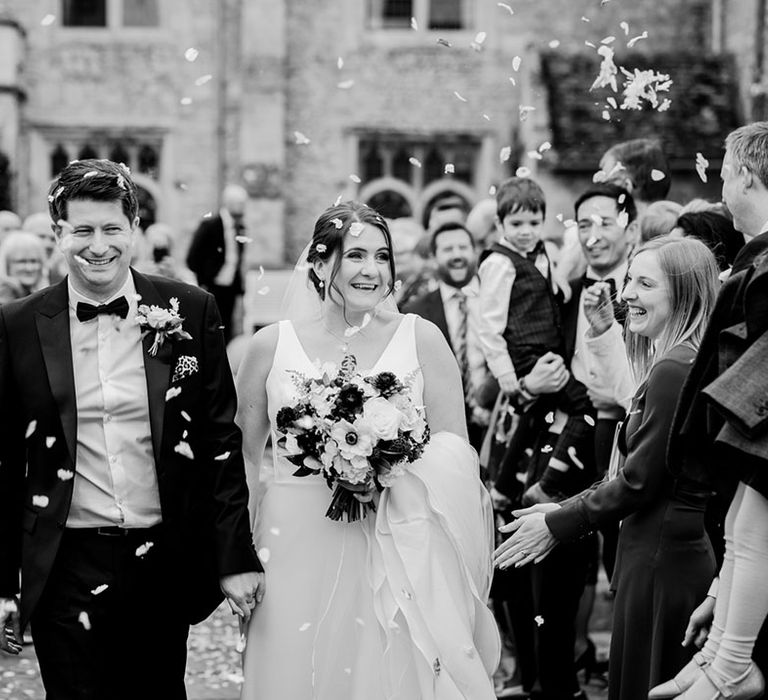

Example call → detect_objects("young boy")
478 176 594 503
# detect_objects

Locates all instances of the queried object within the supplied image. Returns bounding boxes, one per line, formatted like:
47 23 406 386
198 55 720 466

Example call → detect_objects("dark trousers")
32 527 189 700
209 284 239 344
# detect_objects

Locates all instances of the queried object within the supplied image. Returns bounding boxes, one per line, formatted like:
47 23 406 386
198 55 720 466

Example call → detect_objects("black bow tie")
583 275 617 299
76 296 129 322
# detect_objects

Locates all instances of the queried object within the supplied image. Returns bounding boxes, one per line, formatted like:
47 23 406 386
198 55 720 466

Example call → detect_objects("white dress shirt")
438 278 487 398
67 275 162 528
571 262 631 418
477 238 552 380
213 207 240 287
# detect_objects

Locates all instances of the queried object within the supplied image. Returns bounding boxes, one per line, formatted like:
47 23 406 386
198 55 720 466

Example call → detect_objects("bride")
235 201 500 699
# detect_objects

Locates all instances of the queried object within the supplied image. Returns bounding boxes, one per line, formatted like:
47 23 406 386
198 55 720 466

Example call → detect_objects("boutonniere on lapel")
136 297 192 357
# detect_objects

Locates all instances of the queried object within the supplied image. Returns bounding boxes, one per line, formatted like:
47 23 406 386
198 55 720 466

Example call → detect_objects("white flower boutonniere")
136 297 192 356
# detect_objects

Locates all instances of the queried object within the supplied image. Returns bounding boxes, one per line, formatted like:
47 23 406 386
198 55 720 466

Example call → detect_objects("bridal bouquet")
275 355 429 522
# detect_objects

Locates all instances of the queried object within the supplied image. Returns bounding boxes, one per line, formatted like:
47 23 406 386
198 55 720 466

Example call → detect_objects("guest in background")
466 197 498 251
672 210 745 273
187 183 250 343
0 230 46 304
640 200 683 242
23 211 67 286
496 235 720 700
135 222 197 285
403 221 492 451
0 210 21 246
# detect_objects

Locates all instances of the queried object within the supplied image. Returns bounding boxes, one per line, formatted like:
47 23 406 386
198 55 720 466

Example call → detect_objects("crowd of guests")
3 124 768 700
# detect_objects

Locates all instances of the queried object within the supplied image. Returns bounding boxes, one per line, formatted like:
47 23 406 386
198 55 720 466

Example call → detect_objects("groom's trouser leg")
32 527 189 700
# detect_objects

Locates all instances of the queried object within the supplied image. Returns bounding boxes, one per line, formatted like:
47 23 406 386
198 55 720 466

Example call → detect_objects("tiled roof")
539 51 743 170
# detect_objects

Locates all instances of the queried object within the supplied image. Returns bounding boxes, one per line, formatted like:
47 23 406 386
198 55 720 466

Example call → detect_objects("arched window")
367 190 412 220
137 145 159 177
51 145 70 176
62 0 107 27
362 143 384 182
392 147 411 183
423 147 443 185
109 143 131 167
78 144 99 160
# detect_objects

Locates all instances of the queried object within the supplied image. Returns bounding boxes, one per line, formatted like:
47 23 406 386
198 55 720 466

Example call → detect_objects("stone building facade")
0 0 746 270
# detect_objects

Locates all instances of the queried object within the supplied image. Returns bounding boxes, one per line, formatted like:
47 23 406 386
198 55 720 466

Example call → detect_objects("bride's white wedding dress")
241 314 500 699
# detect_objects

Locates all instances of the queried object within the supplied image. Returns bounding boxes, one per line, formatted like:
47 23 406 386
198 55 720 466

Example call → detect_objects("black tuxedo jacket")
186 214 244 293
0 270 261 628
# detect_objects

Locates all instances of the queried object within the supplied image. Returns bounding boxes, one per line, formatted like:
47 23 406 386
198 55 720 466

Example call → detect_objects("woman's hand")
583 282 615 337
493 505 560 569
523 352 570 395
682 595 716 648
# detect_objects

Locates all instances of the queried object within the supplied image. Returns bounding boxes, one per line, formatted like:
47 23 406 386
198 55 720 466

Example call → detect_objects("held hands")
0 597 22 655
583 282 615 337
220 571 266 622
682 595 715 649
493 504 560 570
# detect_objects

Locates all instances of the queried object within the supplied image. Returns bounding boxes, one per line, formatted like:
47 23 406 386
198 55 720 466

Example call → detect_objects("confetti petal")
497 3 514 15
135 541 154 557
337 80 355 90
515 166 532 178
91 584 109 595
337 57 344 69
650 169 666 181
46 436 56 448
299 622 312 632
32 495 49 508
437 38 452 47
57 469 74 480
499 146 512 163
236 633 247 653
627 31 648 48
541 444 554 453
41 14 56 26
269 526 281 536
349 222 365 237
257 547 271 563
349 174 362 183
619 21 630 35
408 157 422 168
257 287 271 295
548 40 560 49
695 152 709 183
584 414 596 427
534 615 544 626
512 56 522 72
410 17 418 30
453 91 467 102
184 48 199 62
294 131 311 145
331 218 343 229
444 163 455 174
214 451 231 461
166 387 182 401
174 441 195 460
181 410 191 422
78 611 92 630
194 74 213 86
567 446 586 470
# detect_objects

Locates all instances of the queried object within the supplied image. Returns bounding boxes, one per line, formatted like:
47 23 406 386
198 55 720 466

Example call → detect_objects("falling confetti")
512 56 522 72
444 163 455 174
194 74 213 86
601 36 616 44
46 436 56 448
541 444 554 453
57 469 74 480
497 2 514 16
174 441 194 460
91 584 109 595
257 547 271 563
337 57 344 69
257 286 271 295
695 152 709 183
349 222 365 237
509 76 517 86
539 141 552 153
437 38 452 47
299 622 312 632
584 414 596 427
344 668 352 675
316 243 327 253
568 447 586 470
180 97 193 106
337 80 355 89
214 451 231 461
181 410 192 422
499 146 512 163
294 131 311 145
32 495 49 508
627 31 648 48
607 96 618 109
184 48 199 62
349 174 362 183
453 91 468 102
410 17 418 30
591 45 618 92
548 39 561 49
515 166 532 178
482 113 491 121
331 218 343 229
41 14 56 25
620 21 630 35
409 157 422 168
470 31 487 51
534 615 545 626
78 611 92 630
527 150 543 160
545 412 555 424
519 105 536 121
650 169 666 181
236 634 247 653
166 387 182 401
135 541 154 557
394 280 403 292
355 617 365 626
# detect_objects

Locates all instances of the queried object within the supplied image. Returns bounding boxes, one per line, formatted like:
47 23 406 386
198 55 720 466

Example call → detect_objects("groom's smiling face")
55 198 139 301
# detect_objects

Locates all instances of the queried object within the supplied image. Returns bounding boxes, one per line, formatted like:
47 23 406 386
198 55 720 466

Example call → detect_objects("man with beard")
402 221 491 450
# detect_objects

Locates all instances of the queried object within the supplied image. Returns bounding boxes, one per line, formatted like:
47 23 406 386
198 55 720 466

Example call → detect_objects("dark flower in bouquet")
276 357 429 522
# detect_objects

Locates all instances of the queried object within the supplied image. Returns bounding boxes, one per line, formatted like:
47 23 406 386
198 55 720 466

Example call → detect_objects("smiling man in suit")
0 159 263 700
403 221 491 450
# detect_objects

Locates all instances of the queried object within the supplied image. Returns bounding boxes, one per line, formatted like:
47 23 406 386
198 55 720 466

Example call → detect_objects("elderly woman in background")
493 236 721 700
0 230 46 304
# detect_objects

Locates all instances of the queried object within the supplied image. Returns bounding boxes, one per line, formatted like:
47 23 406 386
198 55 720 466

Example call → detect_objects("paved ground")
0 587 613 700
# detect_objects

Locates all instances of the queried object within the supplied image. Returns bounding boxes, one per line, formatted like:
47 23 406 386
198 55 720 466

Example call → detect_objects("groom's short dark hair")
47 158 140 224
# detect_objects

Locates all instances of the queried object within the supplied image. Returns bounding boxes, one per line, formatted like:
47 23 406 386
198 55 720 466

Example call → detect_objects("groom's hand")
0 597 22 655
220 572 266 622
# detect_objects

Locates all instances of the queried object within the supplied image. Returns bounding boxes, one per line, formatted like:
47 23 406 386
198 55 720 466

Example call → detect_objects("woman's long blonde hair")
624 235 719 386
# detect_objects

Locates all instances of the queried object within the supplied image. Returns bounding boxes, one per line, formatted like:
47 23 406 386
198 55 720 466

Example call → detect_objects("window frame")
367 0 472 32
60 0 162 30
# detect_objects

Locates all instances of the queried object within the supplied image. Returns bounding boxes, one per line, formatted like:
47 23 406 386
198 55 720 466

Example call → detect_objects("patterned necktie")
76 296 129 322
454 291 472 404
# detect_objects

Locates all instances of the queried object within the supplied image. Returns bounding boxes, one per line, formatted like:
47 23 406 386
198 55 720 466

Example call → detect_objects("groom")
0 159 263 699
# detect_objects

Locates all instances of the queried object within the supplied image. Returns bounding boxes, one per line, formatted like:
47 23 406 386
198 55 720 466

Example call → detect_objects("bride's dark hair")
306 201 396 300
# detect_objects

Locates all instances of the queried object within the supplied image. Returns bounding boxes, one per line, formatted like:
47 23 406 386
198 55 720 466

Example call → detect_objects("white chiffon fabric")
241 315 500 700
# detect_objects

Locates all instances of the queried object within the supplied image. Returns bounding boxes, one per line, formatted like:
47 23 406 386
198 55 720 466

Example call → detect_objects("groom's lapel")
36 279 77 466
133 270 171 468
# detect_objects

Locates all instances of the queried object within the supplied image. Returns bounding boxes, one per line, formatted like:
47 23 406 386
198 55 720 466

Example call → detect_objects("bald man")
186 184 249 342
